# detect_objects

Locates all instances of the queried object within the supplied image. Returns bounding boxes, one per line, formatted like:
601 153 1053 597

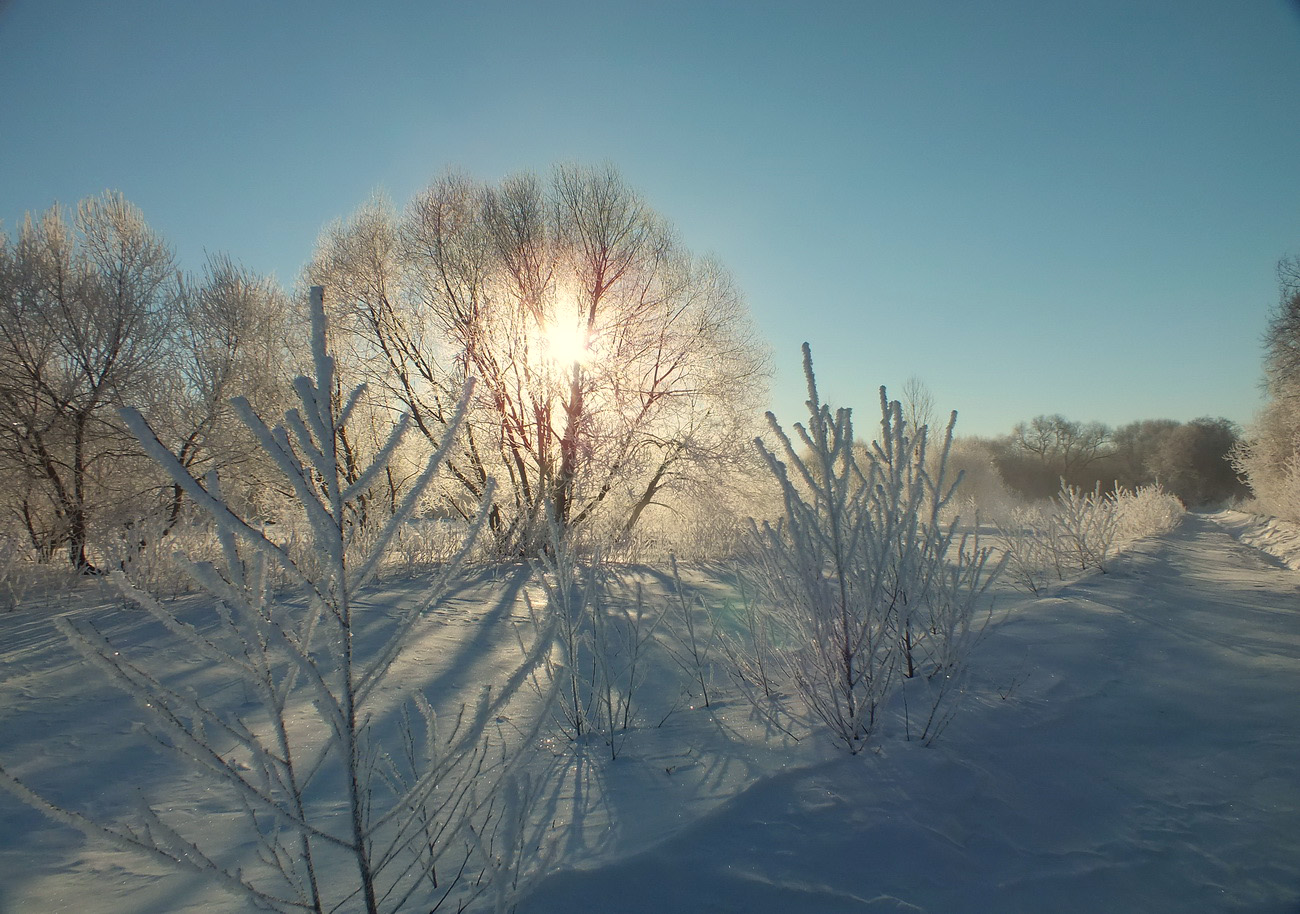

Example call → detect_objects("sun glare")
540 320 591 368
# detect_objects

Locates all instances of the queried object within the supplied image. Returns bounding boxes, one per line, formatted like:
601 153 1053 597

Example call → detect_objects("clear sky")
2 1 1298 438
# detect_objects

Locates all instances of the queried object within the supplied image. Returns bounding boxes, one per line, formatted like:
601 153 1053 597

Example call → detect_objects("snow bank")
1206 509 1300 570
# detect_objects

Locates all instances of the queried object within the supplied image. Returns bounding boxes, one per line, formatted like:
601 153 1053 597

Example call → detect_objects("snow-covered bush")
1114 483 1184 542
744 345 1002 753
996 481 1183 591
1052 481 1121 573
0 288 552 914
1232 429 1300 523
993 504 1057 593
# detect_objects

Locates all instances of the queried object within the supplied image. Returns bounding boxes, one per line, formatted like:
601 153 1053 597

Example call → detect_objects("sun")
539 319 591 368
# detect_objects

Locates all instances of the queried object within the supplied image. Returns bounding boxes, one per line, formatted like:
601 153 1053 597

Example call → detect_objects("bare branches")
309 165 768 556
0 194 178 569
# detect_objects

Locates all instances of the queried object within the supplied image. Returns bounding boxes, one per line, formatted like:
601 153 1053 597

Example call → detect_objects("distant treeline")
975 414 1248 507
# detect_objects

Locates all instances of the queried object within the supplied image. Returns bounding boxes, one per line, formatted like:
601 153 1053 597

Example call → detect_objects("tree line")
984 413 1248 506
0 193 299 571
982 253 1300 519
1 173 1281 576
0 168 769 572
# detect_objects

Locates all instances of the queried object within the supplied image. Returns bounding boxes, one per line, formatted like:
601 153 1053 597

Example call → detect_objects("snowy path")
520 514 1300 913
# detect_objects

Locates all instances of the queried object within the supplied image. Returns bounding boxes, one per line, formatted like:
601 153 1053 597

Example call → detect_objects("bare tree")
1263 255 1300 396
1010 415 1111 473
310 165 769 555
900 376 935 435
0 193 177 570
993 414 1113 498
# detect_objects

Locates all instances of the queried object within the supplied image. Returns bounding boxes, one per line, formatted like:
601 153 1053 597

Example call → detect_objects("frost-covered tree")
143 254 303 532
309 165 768 555
1234 256 1300 518
0 287 552 913
0 193 178 570
1263 255 1300 391
0 196 301 573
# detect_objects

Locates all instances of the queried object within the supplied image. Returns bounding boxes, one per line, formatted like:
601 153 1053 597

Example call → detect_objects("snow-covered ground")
2 513 1299 912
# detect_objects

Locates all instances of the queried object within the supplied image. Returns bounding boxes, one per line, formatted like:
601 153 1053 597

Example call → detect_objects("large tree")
0 196 300 570
0 194 177 570
1147 418 1247 507
310 165 768 554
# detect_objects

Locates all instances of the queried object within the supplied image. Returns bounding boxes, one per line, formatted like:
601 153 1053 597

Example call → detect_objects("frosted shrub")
745 345 1002 753
1232 439 1300 523
393 516 474 573
900 524 1003 744
1263 455 1300 522
1052 482 1120 573
663 555 719 709
1114 483 1184 543
106 518 224 598
0 533 31 611
994 505 1057 593
994 482 1117 584
0 288 552 914
714 578 779 703
997 481 1184 590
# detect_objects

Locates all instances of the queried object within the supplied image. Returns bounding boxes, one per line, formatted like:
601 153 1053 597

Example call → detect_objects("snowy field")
2 512 1299 913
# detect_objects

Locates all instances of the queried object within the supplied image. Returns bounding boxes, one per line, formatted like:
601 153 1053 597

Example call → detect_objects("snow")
3 513 1300 912
1206 509 1300 571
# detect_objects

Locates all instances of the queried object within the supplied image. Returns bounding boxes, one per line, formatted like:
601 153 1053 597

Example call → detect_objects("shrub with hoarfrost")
742 345 1002 752
997 481 1183 591
1114 483 1184 543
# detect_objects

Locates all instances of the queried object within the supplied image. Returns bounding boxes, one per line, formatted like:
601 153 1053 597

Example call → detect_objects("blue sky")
1 1 1297 438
